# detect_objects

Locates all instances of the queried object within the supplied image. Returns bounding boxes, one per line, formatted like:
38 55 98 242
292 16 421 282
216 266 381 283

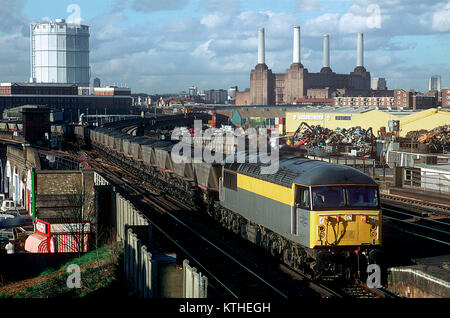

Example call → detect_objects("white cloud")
131 0 187 12
200 14 230 28
373 55 393 67
0 33 30 82
338 12 370 34
201 0 239 13
302 13 339 36
0 0 448 93
90 2 448 92
191 40 215 59
95 24 126 41
432 1 450 32
298 0 321 12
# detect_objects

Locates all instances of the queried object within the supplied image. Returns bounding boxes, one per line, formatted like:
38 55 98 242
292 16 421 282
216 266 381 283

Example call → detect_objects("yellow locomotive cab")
310 210 381 248
293 183 381 249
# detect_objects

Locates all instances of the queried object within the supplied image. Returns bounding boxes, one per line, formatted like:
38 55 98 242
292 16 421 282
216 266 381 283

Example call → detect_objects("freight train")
74 125 382 280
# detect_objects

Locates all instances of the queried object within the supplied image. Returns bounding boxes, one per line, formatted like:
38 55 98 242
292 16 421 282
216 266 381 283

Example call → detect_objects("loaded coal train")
75 124 382 280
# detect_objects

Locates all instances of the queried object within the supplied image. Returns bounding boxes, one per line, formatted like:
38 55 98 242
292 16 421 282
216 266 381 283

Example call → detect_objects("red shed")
25 218 91 253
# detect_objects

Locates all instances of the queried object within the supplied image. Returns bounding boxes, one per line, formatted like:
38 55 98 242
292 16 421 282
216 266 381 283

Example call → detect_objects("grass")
0 243 123 298
38 245 115 277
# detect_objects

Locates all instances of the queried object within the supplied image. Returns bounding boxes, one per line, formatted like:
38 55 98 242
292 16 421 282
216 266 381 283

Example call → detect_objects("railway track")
382 206 450 247
80 147 298 298
381 193 450 215
66 140 389 298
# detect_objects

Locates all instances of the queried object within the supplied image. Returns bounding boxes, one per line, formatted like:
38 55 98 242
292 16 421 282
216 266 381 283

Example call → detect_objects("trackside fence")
183 260 208 298
94 171 208 298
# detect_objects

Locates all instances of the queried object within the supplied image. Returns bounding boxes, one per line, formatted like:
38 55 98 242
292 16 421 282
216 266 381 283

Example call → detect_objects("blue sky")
1 0 449 94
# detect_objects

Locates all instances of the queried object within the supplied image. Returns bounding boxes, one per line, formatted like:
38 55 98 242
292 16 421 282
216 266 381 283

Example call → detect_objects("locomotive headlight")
370 224 378 237
318 225 326 239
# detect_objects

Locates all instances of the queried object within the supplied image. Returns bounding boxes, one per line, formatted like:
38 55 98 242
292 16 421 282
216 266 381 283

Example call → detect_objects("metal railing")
306 154 393 180
403 167 450 194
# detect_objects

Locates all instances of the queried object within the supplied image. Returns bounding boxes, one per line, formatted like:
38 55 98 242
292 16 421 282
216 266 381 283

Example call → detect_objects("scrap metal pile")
405 125 450 153
291 122 375 155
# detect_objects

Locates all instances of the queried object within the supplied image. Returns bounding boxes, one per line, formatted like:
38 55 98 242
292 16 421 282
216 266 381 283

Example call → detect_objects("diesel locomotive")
75 125 382 279
220 157 381 279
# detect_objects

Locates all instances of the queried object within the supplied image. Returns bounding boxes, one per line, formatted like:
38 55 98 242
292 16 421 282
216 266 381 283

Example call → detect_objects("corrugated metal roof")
286 106 376 114
237 108 287 118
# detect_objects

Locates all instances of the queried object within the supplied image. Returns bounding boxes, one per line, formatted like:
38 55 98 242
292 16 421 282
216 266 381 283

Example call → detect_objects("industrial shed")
286 107 449 137
398 108 450 136
216 107 294 134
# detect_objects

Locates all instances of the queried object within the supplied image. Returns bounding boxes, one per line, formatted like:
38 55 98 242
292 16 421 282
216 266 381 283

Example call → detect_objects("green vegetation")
0 243 124 298
38 245 116 277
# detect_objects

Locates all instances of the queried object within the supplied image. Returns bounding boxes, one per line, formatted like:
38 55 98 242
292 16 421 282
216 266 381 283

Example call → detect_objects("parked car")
2 210 19 218
0 214 14 221
1 200 16 212
0 229 15 241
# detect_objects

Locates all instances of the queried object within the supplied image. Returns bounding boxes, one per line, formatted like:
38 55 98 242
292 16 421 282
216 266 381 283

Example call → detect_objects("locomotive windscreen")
312 186 379 210
312 187 345 209
347 187 379 208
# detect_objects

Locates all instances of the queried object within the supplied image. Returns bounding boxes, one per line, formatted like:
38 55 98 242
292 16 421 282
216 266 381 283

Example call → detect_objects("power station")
236 27 371 105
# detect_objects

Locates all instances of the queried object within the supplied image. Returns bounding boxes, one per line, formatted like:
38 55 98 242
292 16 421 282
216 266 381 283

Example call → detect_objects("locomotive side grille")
225 162 299 188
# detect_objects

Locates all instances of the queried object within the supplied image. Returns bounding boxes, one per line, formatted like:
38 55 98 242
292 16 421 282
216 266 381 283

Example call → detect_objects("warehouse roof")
236 108 288 118
216 107 305 119
285 105 441 116
286 105 377 114
381 109 424 116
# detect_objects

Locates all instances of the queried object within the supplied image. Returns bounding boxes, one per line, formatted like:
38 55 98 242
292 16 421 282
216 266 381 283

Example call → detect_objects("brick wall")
235 91 251 106
441 89 450 107
35 170 95 220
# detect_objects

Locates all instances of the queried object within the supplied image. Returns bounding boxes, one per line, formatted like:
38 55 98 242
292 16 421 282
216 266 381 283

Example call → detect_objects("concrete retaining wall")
124 228 155 298
115 194 149 241
183 260 208 298
93 171 208 298
388 267 450 298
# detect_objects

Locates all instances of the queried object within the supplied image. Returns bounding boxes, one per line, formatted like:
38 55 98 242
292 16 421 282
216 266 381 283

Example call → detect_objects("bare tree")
48 174 97 258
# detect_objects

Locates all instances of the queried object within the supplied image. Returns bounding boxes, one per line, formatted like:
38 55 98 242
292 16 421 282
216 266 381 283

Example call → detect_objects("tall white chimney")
258 28 265 64
357 33 364 67
293 26 301 64
323 34 330 68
